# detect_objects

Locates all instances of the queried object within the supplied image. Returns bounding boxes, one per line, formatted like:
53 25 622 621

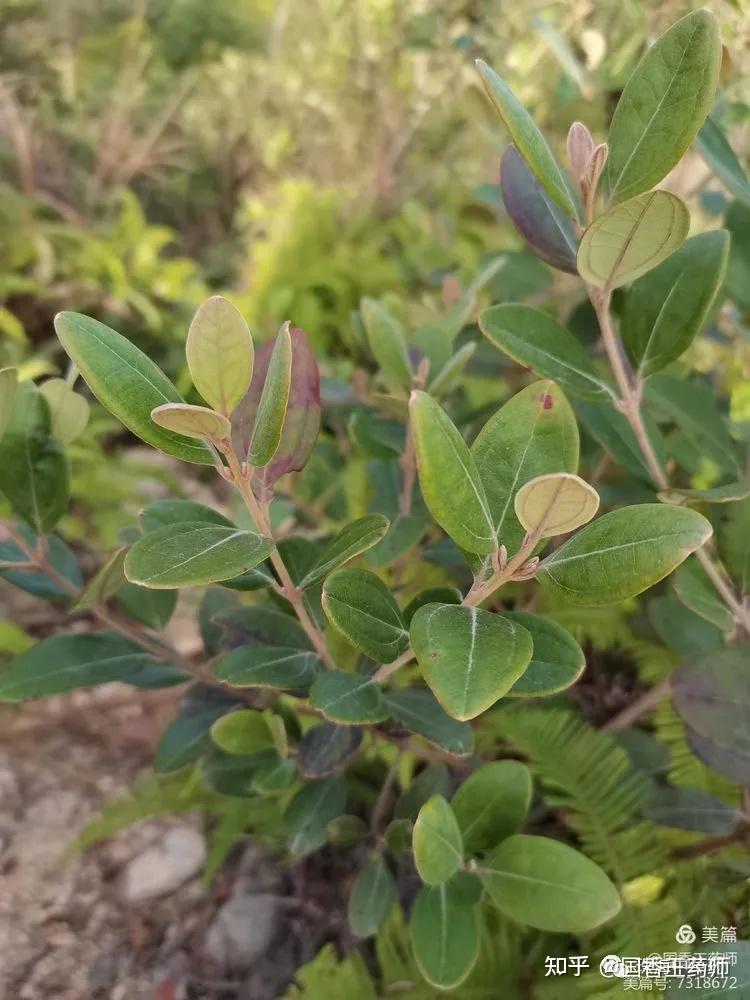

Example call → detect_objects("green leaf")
395 764 450 821
185 296 254 415
74 547 127 610
299 515 390 589
150 403 231 441
310 670 388 725
409 880 479 990
578 400 666 487
232 325 320 486
476 59 578 218
658 478 750 506
410 604 533 721
155 686 240 773
322 568 408 662
409 390 496 555
451 761 532 854
298 724 362 778
0 524 81 600
537 504 712 605
720 498 750 593
577 191 689 289
118 582 177 629
673 556 734 632
361 298 412 393
605 10 721 204
348 857 398 938
503 612 585 697
0 383 69 533
645 786 740 835
697 116 750 206
427 342 476 398
248 321 293 467
480 834 621 932
54 312 211 465
514 472 599 537
0 632 163 701
284 774 347 855
366 513 425 568
213 604 312 652
211 709 276 756
472 380 579 556
413 795 463 885
621 231 730 378
327 814 368 847
403 587 462 626
500 145 578 273
480 305 613 401
646 373 741 477
138 499 234 533
385 688 474 756
0 366 18 440
649 593 723 656
124 521 274 589
215 645 320 690
39 378 90 444
201 746 274 797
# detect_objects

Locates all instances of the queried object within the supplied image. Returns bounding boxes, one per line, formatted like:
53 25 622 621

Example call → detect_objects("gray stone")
204 893 279 970
122 826 205 902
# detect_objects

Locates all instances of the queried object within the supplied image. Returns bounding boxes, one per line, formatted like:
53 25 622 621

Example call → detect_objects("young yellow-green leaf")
503 612 585 697
299 514 390 589
621 231 729 378
411 604 533 721
39 378 90 444
480 834 621 932
413 795 463 885
322 569 408 662
215 645 320 690
248 321 293 467
185 296 254 415
659 478 750 507
0 366 18 440
385 688 474 757
151 403 231 441
673 557 734 633
514 472 599 538
124 521 274 589
537 504 712 605
577 191 689 289
0 383 69 534
409 391 496 555
451 761 532 854
472 381 579 556
348 857 398 938
480 305 613 401
605 10 721 204
500 145 578 273
697 116 750 207
74 546 127 610
476 59 578 218
409 880 479 990
210 709 276 756
54 312 212 465
0 632 164 701
361 298 412 394
310 670 388 725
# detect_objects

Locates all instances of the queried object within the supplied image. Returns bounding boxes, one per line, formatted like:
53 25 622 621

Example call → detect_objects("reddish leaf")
231 326 320 492
500 146 578 274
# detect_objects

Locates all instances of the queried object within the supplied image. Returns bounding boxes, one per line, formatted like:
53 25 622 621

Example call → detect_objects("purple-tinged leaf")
231 326 321 491
500 146 578 274
567 122 594 183
686 724 750 785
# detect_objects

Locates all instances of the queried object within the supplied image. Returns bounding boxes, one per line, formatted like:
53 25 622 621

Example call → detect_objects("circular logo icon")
599 955 626 978
676 924 696 945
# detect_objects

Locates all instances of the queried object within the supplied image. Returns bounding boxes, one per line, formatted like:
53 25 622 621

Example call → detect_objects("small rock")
204 893 279 970
122 826 205 903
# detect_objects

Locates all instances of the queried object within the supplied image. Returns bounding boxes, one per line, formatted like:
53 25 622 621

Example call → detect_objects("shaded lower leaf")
117 582 177 630
503 613 585 697
409 880 479 990
385 688 474 756
212 604 312 652
155 685 241 773
138 499 234 533
348 857 398 938
394 763 450 821
284 774 347 856
0 526 81 600
298 724 363 778
451 761 532 854
645 786 740 835
299 515 390 589
202 746 275 797
310 670 388 725
215 645 320 690
673 557 734 632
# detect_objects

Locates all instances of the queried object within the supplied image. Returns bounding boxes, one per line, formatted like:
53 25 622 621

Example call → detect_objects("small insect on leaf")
514 472 599 538
151 403 231 442
186 296 254 416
